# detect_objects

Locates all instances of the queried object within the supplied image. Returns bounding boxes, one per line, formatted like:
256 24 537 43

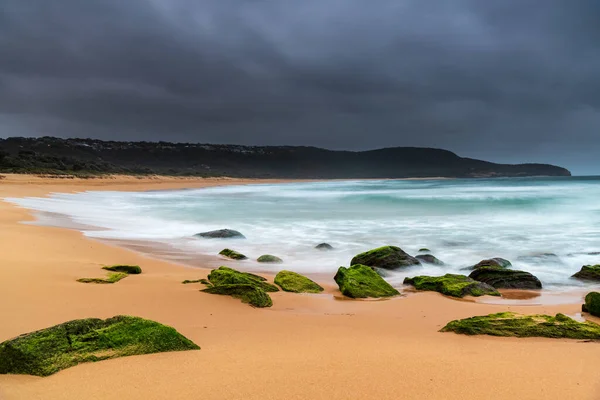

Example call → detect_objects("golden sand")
0 174 599 400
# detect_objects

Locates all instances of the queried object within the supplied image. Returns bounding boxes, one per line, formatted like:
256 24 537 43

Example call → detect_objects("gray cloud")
1 0 599 173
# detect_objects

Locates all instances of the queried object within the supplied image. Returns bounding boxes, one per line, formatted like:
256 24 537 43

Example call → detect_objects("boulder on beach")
469 267 542 289
469 257 512 270
350 246 420 270
219 248 248 260
257 254 283 263
315 243 334 251
274 270 324 293
202 284 273 308
404 274 500 298
334 265 399 298
103 265 142 274
441 312 600 339
196 229 245 239
207 266 278 292
0 316 200 377
572 265 600 281
583 292 600 317
415 254 445 265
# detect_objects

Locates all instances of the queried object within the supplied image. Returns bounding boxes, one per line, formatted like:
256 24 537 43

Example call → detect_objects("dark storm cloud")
1 0 600 173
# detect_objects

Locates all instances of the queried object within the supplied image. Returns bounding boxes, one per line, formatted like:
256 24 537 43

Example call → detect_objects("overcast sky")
1 1 599 174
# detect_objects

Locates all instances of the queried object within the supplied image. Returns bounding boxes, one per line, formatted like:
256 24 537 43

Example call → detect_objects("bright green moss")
441 312 600 339
334 265 399 298
102 265 142 274
584 292 600 317
77 272 128 284
274 270 324 293
202 284 272 308
350 246 420 270
207 266 278 292
219 248 248 260
257 254 283 263
0 316 200 377
404 274 500 298
572 265 600 281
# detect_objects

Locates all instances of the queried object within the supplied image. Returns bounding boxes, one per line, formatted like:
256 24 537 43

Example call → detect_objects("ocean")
6 177 600 291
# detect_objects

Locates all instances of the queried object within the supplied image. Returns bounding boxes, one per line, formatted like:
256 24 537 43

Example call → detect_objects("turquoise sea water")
7 177 600 290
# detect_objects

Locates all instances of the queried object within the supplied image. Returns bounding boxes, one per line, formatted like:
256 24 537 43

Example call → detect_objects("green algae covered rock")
103 265 142 274
219 248 248 260
583 292 600 317
0 316 200 377
77 272 128 284
470 257 512 270
350 246 420 270
334 265 400 298
202 284 272 308
441 312 600 339
404 274 500 298
572 265 600 281
207 266 278 292
469 267 542 289
257 254 283 263
315 243 334 251
196 229 245 239
415 254 445 266
274 270 324 293
418 248 431 253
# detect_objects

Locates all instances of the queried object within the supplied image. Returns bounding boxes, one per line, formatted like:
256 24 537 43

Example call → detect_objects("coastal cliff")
0 137 571 178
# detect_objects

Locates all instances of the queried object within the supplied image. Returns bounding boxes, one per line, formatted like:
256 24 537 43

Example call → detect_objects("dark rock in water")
274 270 324 293
416 254 445 265
470 257 512 270
469 267 542 289
196 229 245 239
0 316 199 377
315 243 334 251
207 266 278 292
516 253 562 264
257 254 283 263
219 248 248 260
583 292 600 317
334 265 399 298
203 284 272 308
572 265 600 281
441 312 600 339
404 274 500 298
350 246 420 270
418 248 431 253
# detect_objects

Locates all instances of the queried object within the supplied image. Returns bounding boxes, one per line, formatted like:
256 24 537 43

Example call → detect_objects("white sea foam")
6 177 600 290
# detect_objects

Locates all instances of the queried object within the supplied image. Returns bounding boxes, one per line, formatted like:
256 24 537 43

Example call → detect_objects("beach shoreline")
1 174 600 400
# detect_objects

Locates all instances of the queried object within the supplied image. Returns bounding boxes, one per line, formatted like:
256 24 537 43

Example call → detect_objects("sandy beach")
1 174 599 400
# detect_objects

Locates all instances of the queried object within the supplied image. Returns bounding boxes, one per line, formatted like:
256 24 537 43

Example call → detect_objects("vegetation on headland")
404 274 500 298
274 271 324 293
441 312 600 339
0 137 571 178
0 316 200 377
334 265 400 298
350 246 420 270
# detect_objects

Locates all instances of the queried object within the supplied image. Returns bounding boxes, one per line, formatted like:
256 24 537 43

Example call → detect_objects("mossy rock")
469 267 542 289
415 254 445 265
583 292 600 317
404 274 500 298
196 229 245 239
315 243 334 251
572 265 600 281
202 284 272 308
257 254 283 263
274 271 324 293
219 248 248 260
103 265 142 274
418 248 431 253
441 312 600 339
77 272 128 284
0 316 199 377
334 265 399 298
350 246 420 270
207 266 278 292
470 257 512 270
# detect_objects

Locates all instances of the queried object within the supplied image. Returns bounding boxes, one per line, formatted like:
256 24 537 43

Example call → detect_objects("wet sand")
1 174 600 400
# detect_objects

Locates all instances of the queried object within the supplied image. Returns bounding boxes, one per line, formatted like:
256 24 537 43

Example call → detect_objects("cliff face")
0 137 571 178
